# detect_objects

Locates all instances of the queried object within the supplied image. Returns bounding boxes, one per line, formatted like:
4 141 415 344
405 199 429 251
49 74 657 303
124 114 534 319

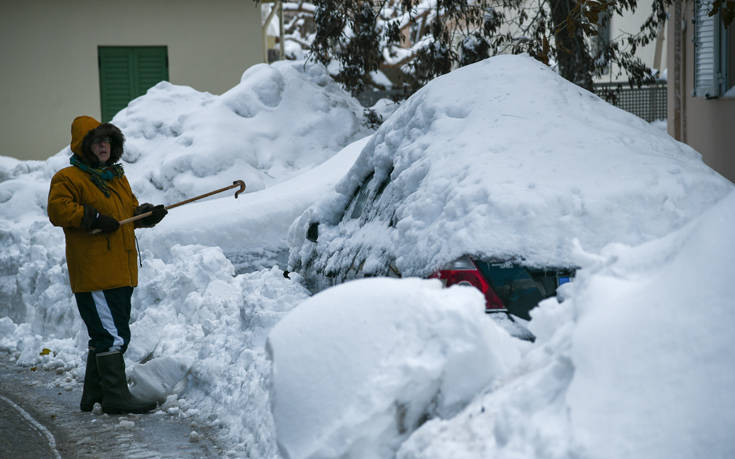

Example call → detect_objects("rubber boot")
96 351 156 414
80 349 102 411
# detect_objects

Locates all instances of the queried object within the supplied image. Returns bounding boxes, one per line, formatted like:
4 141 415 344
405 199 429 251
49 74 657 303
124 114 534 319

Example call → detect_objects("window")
98 46 169 122
474 261 575 320
693 1 733 98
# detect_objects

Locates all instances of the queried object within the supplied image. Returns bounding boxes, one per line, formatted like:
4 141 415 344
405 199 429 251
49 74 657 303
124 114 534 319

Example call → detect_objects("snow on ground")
125 254 311 457
1 54 733 458
650 118 667 131
0 244 311 457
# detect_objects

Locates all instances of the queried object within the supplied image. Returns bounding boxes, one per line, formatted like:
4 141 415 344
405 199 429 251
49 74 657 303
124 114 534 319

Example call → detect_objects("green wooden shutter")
134 47 169 96
99 46 169 122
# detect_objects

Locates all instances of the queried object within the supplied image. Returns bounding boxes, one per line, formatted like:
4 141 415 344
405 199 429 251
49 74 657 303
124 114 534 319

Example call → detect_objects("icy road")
0 357 224 458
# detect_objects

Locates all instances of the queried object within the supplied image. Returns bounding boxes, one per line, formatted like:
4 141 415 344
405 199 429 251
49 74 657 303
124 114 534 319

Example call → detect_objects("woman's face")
91 137 111 164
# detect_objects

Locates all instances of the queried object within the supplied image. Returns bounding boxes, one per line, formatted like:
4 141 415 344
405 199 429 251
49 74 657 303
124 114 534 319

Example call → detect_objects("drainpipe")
673 1 682 141
653 22 665 73
681 2 687 143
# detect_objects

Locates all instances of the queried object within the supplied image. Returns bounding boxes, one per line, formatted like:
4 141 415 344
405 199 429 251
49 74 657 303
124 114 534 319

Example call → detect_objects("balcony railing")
593 80 668 122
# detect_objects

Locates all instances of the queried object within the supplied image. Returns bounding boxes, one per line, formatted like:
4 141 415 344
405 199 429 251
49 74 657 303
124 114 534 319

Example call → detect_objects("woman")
48 115 166 414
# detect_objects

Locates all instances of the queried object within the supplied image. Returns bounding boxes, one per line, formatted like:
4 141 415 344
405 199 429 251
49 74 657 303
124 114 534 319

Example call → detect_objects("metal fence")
359 80 668 123
592 81 668 122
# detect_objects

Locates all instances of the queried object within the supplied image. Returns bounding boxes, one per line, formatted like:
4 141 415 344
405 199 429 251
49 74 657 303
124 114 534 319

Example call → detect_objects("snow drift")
267 277 522 459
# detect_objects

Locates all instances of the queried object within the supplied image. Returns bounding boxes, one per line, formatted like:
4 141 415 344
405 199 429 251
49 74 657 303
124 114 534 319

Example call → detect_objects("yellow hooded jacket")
48 116 139 293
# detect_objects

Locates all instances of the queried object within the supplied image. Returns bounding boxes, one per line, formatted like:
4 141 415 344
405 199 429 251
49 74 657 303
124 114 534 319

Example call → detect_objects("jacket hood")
70 116 125 167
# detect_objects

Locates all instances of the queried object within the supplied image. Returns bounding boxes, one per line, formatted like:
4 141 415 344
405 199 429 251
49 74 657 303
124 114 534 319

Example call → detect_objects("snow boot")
96 351 157 414
80 349 103 411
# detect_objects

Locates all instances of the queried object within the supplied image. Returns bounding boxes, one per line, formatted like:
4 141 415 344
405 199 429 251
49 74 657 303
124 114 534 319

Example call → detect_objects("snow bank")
289 54 732 286
139 135 370 264
113 60 370 204
0 59 370 455
0 241 311 456
124 247 310 456
267 277 522 459
0 219 79 346
397 191 735 459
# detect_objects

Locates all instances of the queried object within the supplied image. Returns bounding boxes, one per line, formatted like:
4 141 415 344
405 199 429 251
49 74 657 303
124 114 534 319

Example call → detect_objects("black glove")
135 203 167 228
91 213 120 233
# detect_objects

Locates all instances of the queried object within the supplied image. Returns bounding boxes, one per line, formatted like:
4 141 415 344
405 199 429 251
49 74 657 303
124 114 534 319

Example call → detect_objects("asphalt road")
0 355 225 458
0 392 59 459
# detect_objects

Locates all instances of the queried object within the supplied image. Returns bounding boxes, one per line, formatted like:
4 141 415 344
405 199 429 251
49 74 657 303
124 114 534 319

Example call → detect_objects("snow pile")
0 156 70 224
0 59 372 455
140 135 369 265
124 247 310 456
0 59 369 324
397 191 735 459
289 54 732 287
267 277 522 459
0 242 311 456
113 60 370 204
0 219 79 347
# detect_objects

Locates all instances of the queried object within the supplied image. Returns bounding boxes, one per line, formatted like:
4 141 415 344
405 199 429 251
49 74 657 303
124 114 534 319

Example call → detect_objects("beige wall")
1 0 263 161
667 3 735 183
598 2 668 82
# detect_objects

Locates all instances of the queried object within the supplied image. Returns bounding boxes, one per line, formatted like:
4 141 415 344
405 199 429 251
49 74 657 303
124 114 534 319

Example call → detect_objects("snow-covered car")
287 55 732 338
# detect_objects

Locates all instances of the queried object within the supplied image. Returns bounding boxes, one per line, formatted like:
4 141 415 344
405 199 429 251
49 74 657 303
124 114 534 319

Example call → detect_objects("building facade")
595 2 668 82
667 1 735 183
1 1 264 160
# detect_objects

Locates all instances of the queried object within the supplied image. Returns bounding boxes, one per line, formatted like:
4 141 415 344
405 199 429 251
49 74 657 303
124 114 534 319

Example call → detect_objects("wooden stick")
91 180 246 233
165 180 246 210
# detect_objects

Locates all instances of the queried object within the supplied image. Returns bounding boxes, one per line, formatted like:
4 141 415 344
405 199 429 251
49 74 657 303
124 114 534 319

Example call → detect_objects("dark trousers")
74 286 133 354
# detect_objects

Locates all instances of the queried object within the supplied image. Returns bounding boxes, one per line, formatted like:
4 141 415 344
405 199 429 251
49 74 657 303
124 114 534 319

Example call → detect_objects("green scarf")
70 155 125 197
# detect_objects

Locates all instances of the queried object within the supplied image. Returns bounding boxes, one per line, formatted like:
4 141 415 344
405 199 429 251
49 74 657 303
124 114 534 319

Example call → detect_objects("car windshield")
474 261 573 320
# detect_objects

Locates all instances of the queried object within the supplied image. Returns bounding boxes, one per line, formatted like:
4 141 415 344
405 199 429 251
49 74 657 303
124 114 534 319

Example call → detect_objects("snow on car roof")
288 54 732 282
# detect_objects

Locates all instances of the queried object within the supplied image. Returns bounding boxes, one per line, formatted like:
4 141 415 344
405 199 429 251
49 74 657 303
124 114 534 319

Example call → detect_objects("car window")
345 168 393 221
476 263 543 320
475 261 574 320
346 171 374 220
